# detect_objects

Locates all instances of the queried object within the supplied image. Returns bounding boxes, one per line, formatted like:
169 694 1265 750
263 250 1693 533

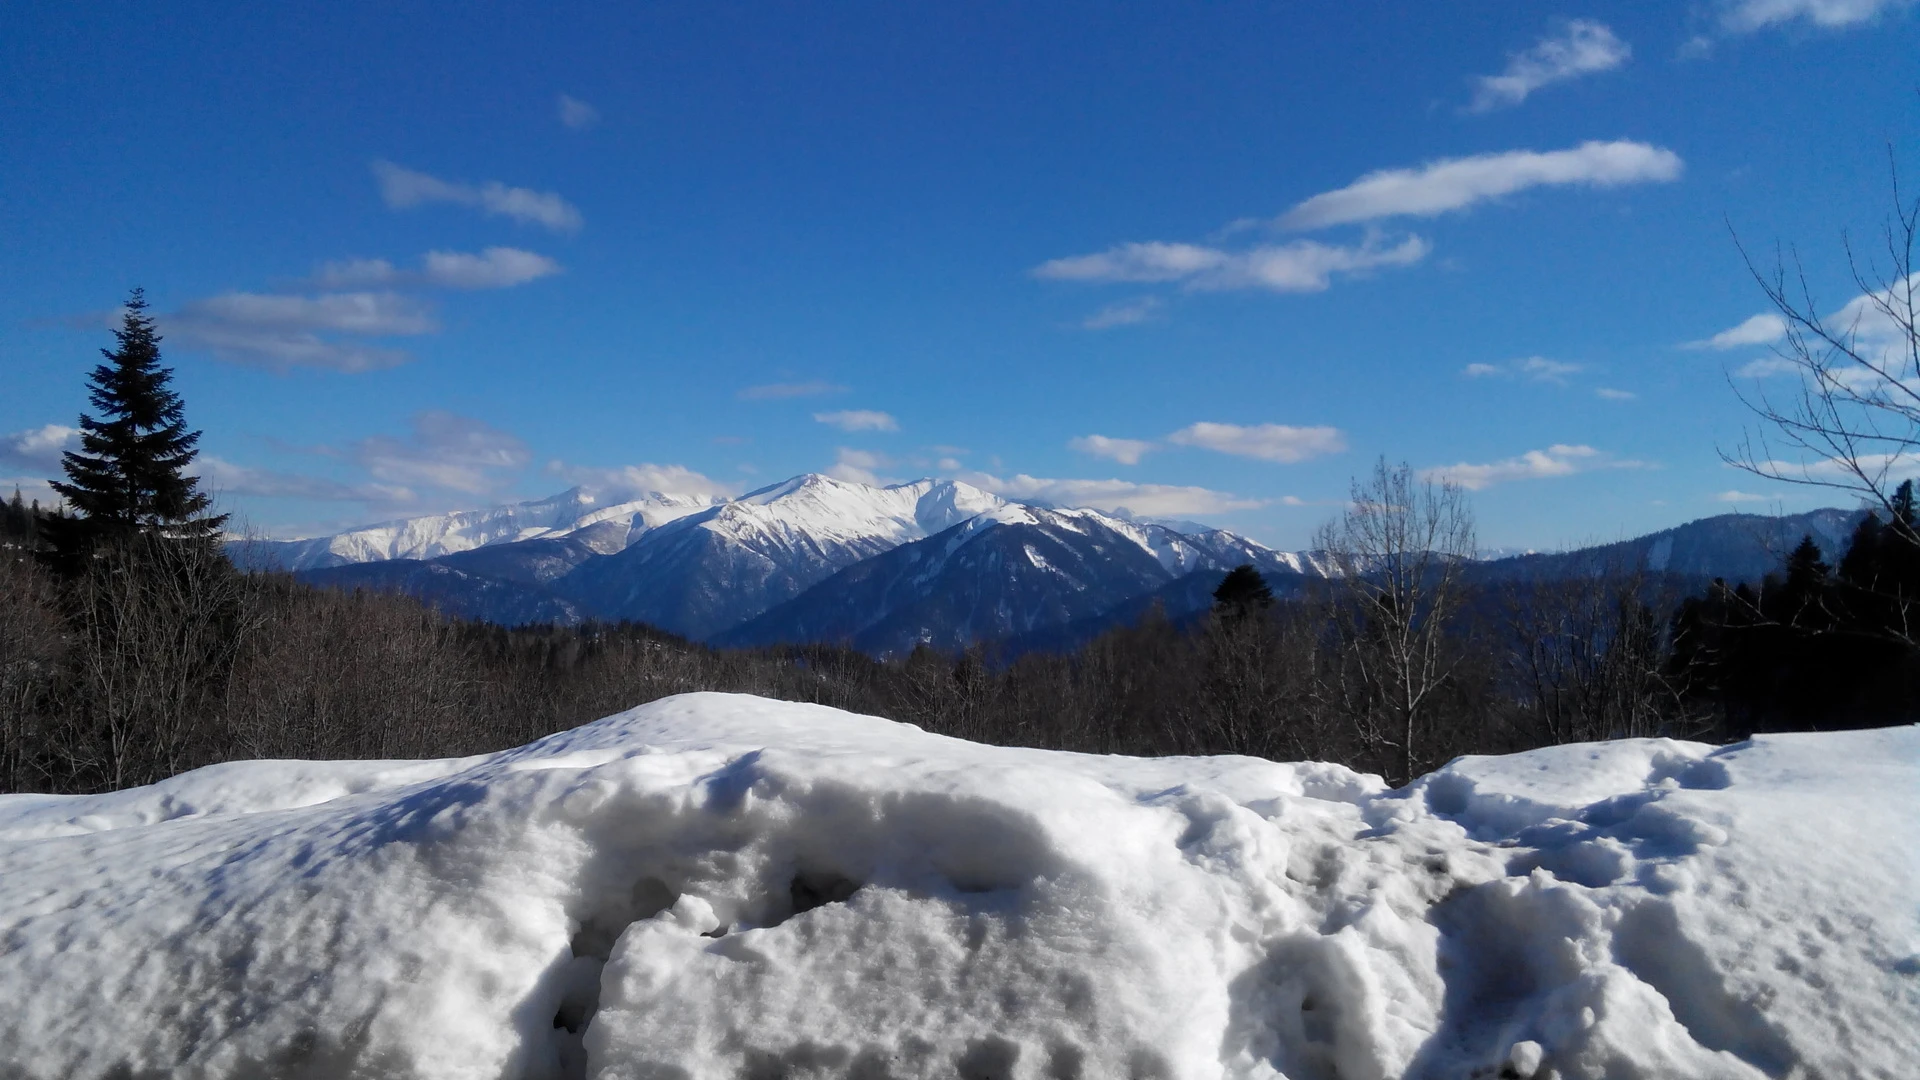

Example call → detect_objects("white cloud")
0 423 80 476
168 291 434 373
542 461 738 500
1037 242 1234 284
1082 296 1164 329
1420 444 1651 490
1719 0 1915 32
1035 233 1430 294
1690 312 1787 349
1470 20 1631 112
345 412 531 496
371 161 584 233
960 471 1265 517
826 448 893 486
1069 435 1155 465
557 94 600 130
1596 387 1637 400
1714 489 1776 503
1519 357 1583 382
197 456 415 504
1736 356 1801 378
314 248 561 291
186 292 434 336
312 258 402 289
1279 141 1683 230
1167 422 1347 463
738 381 847 400
1461 357 1585 384
813 410 900 433
422 248 562 289
1705 274 1917 374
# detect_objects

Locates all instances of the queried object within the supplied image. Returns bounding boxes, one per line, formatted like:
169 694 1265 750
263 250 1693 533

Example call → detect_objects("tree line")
4 290 1916 796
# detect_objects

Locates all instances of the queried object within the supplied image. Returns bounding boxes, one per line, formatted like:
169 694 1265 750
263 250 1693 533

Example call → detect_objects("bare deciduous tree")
1314 459 1477 783
1725 153 1920 519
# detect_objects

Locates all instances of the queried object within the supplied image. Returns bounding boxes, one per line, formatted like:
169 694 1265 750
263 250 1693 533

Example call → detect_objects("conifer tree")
1212 564 1275 617
45 290 225 572
1774 535 1832 629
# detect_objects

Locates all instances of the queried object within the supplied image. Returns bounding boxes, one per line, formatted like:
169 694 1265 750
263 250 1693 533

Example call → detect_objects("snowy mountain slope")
0 692 1910 1079
553 474 1008 638
715 503 1296 655
235 486 720 571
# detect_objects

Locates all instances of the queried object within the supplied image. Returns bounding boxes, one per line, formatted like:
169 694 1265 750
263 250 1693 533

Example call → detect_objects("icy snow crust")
0 696 1912 1080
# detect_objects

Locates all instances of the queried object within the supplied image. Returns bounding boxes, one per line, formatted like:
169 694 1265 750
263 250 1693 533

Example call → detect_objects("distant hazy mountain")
1472 507 1863 586
234 486 719 570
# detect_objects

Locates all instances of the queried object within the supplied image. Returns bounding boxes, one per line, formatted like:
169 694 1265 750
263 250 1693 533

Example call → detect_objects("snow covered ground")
0 694 1912 1080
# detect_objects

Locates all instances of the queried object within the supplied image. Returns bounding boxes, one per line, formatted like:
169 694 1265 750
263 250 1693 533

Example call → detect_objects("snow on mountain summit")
240 485 721 570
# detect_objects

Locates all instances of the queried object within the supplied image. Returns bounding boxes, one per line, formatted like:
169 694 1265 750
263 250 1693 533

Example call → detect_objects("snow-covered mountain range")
241 474 1864 654
245 473 1304 645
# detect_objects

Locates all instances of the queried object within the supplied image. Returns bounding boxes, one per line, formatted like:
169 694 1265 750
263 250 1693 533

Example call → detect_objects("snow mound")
0 695 1912 1080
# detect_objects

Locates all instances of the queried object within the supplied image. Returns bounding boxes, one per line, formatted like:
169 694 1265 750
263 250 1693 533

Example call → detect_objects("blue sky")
3 1 1918 550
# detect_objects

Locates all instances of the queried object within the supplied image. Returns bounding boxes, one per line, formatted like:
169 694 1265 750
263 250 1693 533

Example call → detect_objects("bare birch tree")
1315 459 1477 783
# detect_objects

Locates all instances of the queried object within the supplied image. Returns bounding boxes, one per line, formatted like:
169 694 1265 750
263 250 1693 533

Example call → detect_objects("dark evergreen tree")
1771 535 1832 629
1838 512 1885 589
45 290 225 573
1212 564 1275 618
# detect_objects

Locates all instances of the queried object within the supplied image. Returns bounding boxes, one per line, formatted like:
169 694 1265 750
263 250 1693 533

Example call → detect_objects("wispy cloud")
738 380 848 400
0 423 79 476
1699 274 1918 374
168 291 434 373
1688 312 1787 349
960 471 1265 517
372 161 583 233
1714 489 1777 503
1463 356 1585 384
826 448 894 486
1035 232 1430 293
1596 387 1637 401
197 457 415 504
557 94 600 130
314 248 562 290
422 248 562 289
342 411 531 497
1421 444 1651 490
1279 141 1683 230
813 410 900 433
1082 296 1164 329
1469 20 1630 112
542 460 737 500
1069 435 1154 465
1167 422 1347 463
1719 0 1915 32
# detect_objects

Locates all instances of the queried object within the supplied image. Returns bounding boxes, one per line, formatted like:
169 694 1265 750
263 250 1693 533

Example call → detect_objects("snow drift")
0 694 1912 1080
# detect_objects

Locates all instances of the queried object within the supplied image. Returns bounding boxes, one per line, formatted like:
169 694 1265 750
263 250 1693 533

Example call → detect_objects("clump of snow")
0 694 1912 1079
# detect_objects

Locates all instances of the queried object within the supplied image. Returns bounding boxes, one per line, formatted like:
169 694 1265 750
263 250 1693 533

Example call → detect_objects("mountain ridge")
240 474 1870 655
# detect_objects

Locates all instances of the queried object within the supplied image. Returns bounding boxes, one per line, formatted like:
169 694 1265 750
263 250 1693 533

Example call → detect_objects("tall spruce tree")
45 290 225 571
